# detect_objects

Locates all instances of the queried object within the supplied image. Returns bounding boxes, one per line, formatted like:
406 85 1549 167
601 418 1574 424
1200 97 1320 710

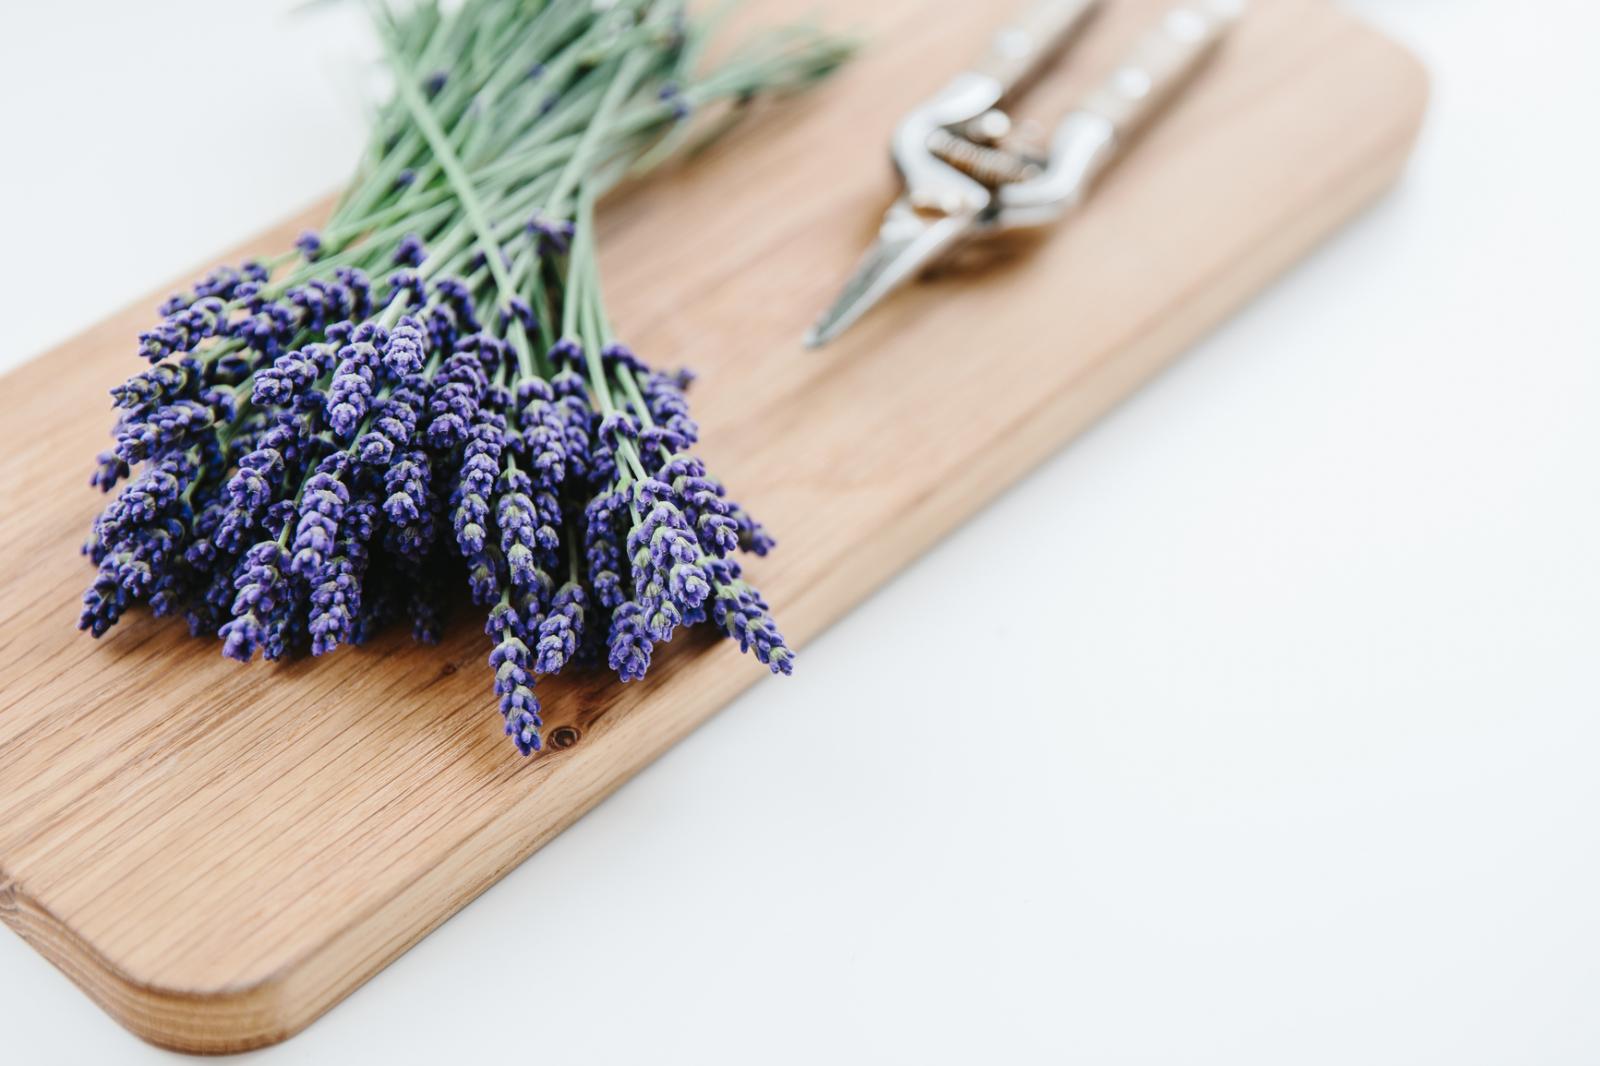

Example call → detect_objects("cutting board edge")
0 39 1428 1051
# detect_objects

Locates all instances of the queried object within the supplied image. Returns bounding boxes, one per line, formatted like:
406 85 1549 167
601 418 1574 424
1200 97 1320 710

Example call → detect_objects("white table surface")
3 2 1597 1062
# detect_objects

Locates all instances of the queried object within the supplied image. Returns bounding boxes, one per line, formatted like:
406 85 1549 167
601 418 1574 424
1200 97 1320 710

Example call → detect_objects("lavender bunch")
80 0 845 754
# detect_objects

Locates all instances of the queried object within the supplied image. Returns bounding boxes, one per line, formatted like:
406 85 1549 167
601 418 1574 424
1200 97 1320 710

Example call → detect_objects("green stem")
387 50 520 308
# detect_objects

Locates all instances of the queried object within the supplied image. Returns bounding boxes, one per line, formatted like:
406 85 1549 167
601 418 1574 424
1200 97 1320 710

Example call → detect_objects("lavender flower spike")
707 559 795 676
219 540 292 662
489 618 543 755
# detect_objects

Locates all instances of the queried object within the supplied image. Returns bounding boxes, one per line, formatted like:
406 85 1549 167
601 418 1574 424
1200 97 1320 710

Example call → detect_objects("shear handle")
996 0 1241 229
971 0 1103 101
1079 0 1240 144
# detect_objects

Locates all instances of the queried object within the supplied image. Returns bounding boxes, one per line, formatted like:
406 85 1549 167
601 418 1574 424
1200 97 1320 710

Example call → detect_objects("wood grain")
0 0 1426 1052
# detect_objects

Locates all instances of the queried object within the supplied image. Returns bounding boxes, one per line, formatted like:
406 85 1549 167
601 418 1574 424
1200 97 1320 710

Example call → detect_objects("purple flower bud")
551 369 593 480
451 410 504 555
328 342 379 438
465 549 502 606
639 369 700 451
78 569 130 637
583 490 627 609
381 447 433 559
494 467 557 597
606 601 654 683
219 540 291 662
731 499 777 556
90 450 130 492
112 361 193 411
706 560 794 675
526 214 576 255
547 337 583 370
516 377 568 487
501 296 537 334
658 82 691 121
392 234 427 267
290 459 351 578
252 348 321 407
426 349 488 449
386 269 426 309
488 622 542 755
309 499 375 656
114 398 215 465
534 582 586 674
600 342 645 372
431 277 481 333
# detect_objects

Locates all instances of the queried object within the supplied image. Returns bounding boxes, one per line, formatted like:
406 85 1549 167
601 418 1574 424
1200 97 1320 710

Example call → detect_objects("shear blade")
804 206 974 349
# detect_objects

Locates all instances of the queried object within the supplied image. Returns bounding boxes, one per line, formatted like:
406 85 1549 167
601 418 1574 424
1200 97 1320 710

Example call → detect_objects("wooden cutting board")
0 0 1425 1052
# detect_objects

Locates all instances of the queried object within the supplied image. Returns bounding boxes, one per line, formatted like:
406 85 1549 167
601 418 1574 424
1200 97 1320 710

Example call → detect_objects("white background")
2 2 1597 1063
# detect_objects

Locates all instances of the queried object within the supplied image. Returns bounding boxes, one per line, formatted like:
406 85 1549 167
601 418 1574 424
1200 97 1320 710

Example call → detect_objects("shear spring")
926 127 1041 188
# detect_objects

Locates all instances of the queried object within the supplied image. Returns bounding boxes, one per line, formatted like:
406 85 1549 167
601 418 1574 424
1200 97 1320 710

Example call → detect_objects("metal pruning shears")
805 0 1241 348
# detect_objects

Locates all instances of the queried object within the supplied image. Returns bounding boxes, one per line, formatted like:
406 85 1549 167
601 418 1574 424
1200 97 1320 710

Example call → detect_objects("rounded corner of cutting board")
2 877 307 1054
1364 17 1433 147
